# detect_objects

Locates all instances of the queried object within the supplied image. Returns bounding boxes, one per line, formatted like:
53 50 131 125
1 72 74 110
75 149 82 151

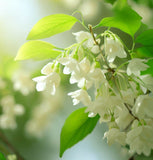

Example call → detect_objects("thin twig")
124 103 139 121
0 130 25 160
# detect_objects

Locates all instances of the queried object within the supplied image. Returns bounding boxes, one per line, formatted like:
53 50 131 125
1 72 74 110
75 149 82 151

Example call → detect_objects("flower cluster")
33 29 153 156
0 95 24 129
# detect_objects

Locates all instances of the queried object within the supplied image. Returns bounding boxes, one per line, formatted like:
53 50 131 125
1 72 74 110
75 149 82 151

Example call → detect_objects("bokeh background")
0 0 153 160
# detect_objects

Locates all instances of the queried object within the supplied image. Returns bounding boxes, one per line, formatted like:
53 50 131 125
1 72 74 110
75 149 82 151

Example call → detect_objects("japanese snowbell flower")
33 62 60 95
104 128 126 146
73 31 94 47
105 37 127 62
73 31 100 53
86 88 122 123
68 89 91 106
70 57 93 88
140 74 153 93
127 58 148 76
58 57 78 75
126 120 153 156
132 95 153 119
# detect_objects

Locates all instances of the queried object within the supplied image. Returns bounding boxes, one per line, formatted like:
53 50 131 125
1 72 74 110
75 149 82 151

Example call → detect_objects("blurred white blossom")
12 71 35 95
0 95 24 129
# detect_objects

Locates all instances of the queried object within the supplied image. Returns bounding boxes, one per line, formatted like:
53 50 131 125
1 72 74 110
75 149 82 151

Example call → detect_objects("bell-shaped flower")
132 95 153 119
58 57 78 75
68 89 91 106
33 72 60 95
104 128 126 146
127 58 148 76
73 31 100 53
105 37 127 62
126 120 153 156
140 74 153 93
115 105 134 130
33 62 60 95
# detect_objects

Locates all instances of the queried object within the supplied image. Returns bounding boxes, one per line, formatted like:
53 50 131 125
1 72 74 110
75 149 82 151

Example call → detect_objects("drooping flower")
105 37 127 62
132 95 153 119
33 62 60 95
127 58 148 76
126 120 153 156
104 128 126 146
68 89 91 106
73 31 100 53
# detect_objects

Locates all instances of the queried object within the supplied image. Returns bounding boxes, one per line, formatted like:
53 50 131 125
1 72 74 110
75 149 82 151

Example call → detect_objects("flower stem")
0 130 25 160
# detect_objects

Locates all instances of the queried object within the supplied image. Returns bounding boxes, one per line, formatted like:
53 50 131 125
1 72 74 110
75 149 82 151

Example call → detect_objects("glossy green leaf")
135 46 153 58
60 107 99 157
141 59 153 77
0 152 6 160
15 40 62 61
27 14 78 40
94 0 142 37
135 29 153 46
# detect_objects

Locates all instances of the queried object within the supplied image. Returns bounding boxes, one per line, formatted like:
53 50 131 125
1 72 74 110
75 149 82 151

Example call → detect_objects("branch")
0 130 25 160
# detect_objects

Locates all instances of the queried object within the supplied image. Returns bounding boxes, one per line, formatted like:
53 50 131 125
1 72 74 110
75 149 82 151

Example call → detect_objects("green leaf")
15 40 62 61
135 29 153 46
60 107 99 157
104 0 117 4
134 46 153 58
94 0 142 37
0 152 6 160
27 14 78 40
141 59 153 76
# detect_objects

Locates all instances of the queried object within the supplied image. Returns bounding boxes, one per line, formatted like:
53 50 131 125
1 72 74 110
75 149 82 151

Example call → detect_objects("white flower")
12 71 35 95
115 105 134 130
73 31 94 48
41 62 54 75
33 72 60 95
132 95 153 119
104 128 126 146
89 68 106 88
68 89 91 106
140 74 153 93
58 57 78 74
60 57 96 89
1 95 24 116
0 115 17 129
86 84 122 123
127 58 148 76
91 45 100 54
105 37 127 62
126 120 153 156
0 95 24 129
73 31 100 51
33 62 60 95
